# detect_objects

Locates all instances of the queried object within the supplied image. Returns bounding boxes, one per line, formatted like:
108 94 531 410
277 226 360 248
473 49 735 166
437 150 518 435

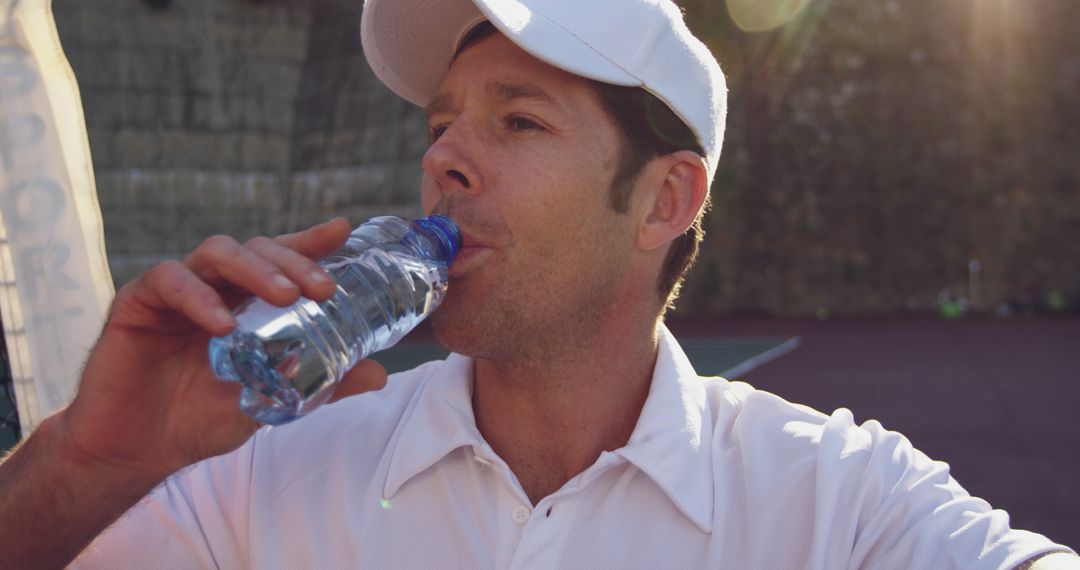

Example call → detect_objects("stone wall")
53 0 426 286
286 0 426 232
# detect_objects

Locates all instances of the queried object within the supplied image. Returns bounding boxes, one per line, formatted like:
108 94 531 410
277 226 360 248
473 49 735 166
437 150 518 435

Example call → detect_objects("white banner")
0 0 114 434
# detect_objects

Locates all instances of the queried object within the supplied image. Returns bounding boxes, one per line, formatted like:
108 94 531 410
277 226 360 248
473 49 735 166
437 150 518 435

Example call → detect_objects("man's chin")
430 309 489 358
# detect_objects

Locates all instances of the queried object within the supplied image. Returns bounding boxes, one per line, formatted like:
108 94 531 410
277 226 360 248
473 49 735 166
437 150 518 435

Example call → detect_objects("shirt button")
511 504 531 524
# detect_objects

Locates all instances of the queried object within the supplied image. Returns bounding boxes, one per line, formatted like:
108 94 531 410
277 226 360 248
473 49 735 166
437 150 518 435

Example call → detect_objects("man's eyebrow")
425 80 558 117
425 93 453 117
487 80 556 105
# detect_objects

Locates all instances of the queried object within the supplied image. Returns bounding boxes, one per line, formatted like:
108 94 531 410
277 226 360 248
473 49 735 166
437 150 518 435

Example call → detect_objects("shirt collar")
614 325 715 533
383 353 483 499
382 325 715 533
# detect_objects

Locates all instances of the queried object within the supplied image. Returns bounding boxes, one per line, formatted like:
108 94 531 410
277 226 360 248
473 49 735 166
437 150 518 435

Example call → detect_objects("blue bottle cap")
412 214 462 262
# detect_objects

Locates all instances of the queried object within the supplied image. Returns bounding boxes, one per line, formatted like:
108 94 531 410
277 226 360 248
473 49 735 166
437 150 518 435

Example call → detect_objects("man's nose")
421 123 477 195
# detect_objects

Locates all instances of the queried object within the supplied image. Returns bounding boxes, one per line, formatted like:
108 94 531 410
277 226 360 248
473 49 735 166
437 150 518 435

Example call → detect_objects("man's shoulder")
186 358 451 493
699 376 831 439
697 376 895 472
697 376 949 517
172 359 451 514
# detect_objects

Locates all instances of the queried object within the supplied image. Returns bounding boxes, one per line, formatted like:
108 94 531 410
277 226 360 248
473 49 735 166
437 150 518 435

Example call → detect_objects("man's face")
421 32 640 361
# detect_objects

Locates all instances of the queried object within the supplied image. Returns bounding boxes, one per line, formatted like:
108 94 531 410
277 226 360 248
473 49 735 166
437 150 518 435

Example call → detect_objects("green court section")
677 337 800 379
372 337 800 378
371 343 450 375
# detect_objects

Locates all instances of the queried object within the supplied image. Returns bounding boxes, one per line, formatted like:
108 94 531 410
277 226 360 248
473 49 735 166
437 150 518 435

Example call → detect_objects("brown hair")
455 22 710 310
590 82 708 310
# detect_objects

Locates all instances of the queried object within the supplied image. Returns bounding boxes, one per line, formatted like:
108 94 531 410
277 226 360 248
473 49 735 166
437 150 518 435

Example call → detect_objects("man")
0 0 1075 567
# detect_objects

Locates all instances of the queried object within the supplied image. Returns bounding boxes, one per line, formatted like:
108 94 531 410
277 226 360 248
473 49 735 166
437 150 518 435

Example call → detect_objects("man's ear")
636 150 709 252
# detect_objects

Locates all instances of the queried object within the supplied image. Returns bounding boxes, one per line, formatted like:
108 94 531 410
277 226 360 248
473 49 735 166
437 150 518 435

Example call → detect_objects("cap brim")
361 0 641 108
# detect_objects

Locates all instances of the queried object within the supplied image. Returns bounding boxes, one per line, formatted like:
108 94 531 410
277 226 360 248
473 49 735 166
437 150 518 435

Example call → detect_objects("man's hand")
0 218 388 569
60 216 386 478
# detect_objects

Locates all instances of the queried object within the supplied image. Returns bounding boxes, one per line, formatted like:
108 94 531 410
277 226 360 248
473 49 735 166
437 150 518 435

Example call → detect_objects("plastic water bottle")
208 215 460 425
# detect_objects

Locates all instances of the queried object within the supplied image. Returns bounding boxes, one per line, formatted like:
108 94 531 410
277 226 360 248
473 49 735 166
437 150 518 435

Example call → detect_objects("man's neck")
471 317 661 505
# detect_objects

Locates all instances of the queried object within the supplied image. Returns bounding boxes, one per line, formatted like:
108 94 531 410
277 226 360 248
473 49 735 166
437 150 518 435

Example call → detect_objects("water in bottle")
208 215 460 425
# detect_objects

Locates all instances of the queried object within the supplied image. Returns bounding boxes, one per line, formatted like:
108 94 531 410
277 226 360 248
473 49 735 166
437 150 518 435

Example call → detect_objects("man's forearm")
0 412 168 569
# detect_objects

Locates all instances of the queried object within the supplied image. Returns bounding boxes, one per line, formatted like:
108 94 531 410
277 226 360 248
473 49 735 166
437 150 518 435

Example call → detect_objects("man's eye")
428 125 447 143
508 116 542 132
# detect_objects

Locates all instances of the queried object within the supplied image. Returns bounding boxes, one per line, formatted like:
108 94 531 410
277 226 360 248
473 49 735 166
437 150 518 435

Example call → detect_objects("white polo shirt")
75 326 1069 569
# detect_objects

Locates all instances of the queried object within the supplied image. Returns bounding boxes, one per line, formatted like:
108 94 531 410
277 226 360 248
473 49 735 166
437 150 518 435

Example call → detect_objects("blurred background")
6 0 1078 548
47 0 1080 317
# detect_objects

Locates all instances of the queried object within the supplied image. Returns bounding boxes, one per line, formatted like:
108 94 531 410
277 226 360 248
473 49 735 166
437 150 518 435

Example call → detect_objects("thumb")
329 359 388 403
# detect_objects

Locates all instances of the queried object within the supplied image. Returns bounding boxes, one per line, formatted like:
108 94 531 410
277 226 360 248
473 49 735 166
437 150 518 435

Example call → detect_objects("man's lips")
458 229 490 248
449 246 491 278
450 231 494 277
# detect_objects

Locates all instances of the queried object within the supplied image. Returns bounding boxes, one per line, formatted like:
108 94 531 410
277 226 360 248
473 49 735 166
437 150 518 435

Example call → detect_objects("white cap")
360 0 728 183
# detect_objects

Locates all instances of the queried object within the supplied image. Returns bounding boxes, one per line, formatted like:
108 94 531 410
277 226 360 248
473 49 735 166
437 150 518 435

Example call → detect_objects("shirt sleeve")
814 409 1073 570
70 436 257 569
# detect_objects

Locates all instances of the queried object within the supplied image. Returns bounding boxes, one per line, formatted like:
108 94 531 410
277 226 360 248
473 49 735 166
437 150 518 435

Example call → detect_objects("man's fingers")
275 217 352 260
244 236 337 301
181 218 349 306
127 260 235 336
329 359 388 403
185 235 304 307
120 218 352 334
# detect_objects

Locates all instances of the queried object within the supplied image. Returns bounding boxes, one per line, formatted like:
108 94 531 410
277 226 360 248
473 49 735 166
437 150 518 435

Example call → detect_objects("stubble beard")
430 237 628 367
429 177 636 366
